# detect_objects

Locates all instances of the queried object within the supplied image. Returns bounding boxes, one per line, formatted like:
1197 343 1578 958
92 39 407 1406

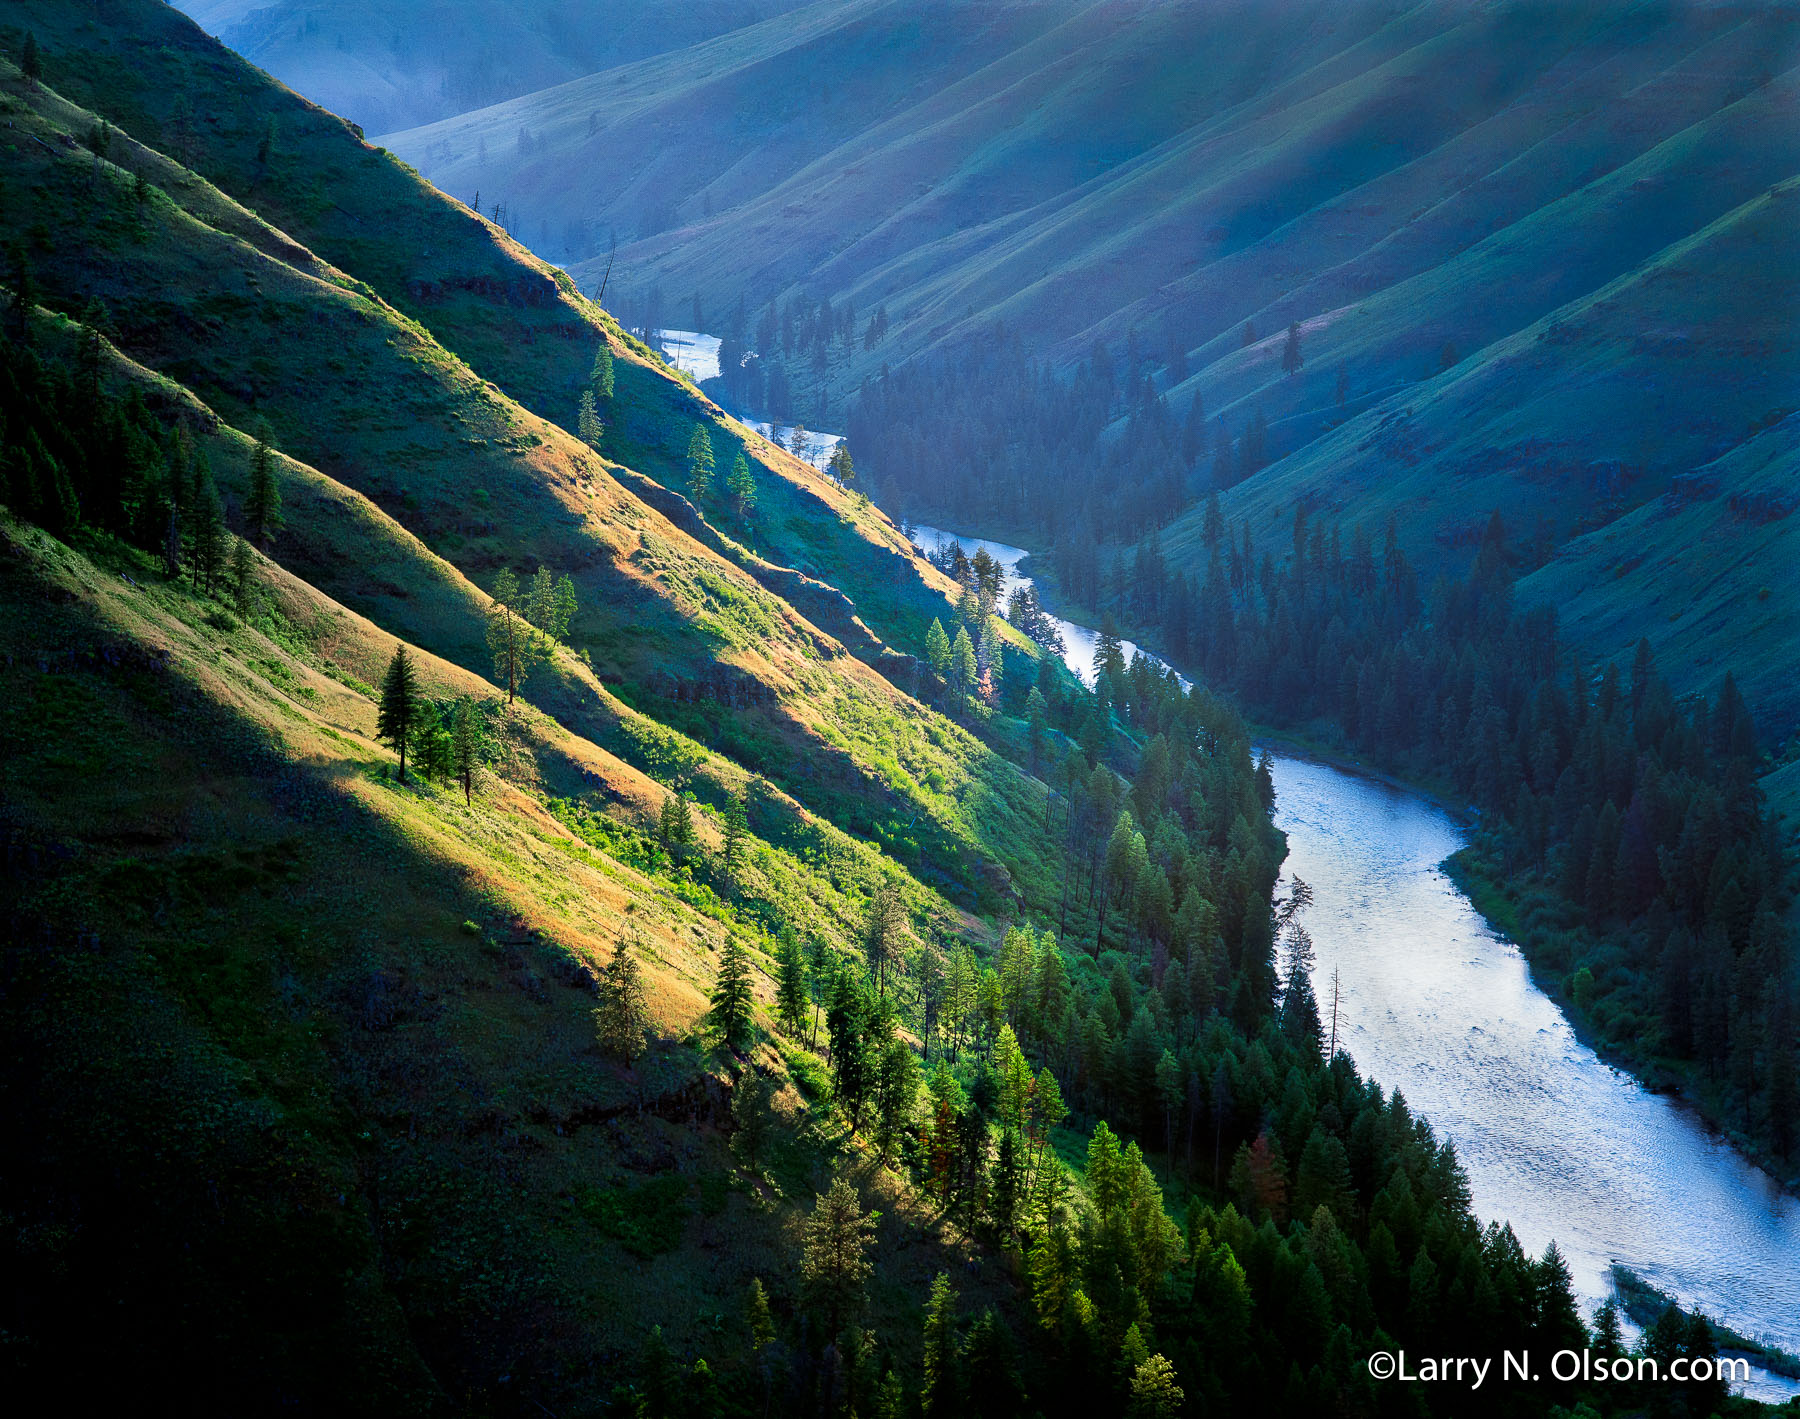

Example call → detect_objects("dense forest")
851 338 1798 1184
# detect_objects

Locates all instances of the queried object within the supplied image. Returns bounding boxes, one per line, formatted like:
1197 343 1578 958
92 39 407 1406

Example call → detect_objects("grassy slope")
0 43 1063 914
0 508 1018 1408
13 0 981 691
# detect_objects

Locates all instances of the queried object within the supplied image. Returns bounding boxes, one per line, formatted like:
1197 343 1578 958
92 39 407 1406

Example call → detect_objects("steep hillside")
171 0 812 133
0 20 1066 912
18 0 966 676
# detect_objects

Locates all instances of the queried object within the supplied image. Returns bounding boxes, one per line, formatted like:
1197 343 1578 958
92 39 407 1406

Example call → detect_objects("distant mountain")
169 0 812 132
381 0 1799 731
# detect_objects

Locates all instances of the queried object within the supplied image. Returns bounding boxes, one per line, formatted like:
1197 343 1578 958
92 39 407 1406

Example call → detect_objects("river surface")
907 523 1182 687
647 372 1800 1392
909 521 1800 1399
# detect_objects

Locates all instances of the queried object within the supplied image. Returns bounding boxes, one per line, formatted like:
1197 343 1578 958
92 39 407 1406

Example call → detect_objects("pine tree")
951 625 977 695
659 792 695 864
725 451 756 516
1127 1355 1185 1419
377 644 418 782
229 535 256 616
925 618 952 680
1281 321 1303 374
730 1070 775 1173
709 937 756 1054
590 343 615 400
576 388 604 449
245 434 282 547
776 929 809 1036
21 33 41 84
720 785 749 892
910 1272 960 1418
862 881 905 996
594 934 650 1066
827 442 856 489
800 1176 875 1337
686 423 716 501
485 568 544 704
450 696 482 805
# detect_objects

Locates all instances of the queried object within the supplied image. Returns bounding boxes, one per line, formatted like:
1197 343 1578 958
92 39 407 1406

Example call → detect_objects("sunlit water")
907 523 1183 687
910 512 1800 1400
1270 752 1800 1400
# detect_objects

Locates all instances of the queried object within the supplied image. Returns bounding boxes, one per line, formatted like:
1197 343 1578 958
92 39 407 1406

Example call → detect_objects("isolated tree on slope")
686 423 715 500
721 785 749 892
705 936 756 1058
450 696 483 805
245 434 282 547
925 618 951 680
1281 321 1303 374
827 442 856 489
726 450 756 516
577 388 604 449
377 644 418 782
590 342 614 400
486 568 544 704
595 934 649 1066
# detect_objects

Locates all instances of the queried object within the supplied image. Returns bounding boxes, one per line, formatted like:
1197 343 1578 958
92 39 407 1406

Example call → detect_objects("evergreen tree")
590 343 615 400
21 32 41 83
1127 1355 1185 1419
720 785 749 892
725 451 756 516
1281 321 1303 374
245 434 282 547
776 929 809 1036
659 792 695 864
485 568 544 703
376 644 419 781
920 1272 962 1419
408 699 452 783
709 937 756 1054
450 696 483 805
577 388 604 449
827 442 856 489
951 625 977 696
229 536 256 616
595 934 650 1066
685 423 715 500
730 1070 775 1173
925 618 952 680
862 881 906 996
800 1176 875 1338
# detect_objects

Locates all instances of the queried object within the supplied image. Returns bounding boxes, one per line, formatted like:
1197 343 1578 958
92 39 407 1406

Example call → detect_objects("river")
913 524 1800 1400
654 347 1800 1396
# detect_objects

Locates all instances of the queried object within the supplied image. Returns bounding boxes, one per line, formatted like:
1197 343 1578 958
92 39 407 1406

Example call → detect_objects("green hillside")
380 0 1798 732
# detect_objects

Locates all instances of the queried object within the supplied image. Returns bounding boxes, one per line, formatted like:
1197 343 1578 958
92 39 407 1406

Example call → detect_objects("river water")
1271 753 1800 1398
653 359 1800 1394
909 522 1800 1399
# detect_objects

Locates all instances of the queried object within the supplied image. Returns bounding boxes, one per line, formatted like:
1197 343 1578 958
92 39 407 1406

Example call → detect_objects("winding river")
908 520 1800 1400
650 333 1800 1397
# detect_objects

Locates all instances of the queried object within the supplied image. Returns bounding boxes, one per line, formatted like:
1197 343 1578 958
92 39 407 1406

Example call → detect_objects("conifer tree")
827 442 856 489
589 343 615 400
377 644 419 781
720 784 749 892
950 625 977 696
862 881 905 996
776 929 809 1036
800 1176 874 1337
730 1070 775 1173
709 938 755 1054
21 33 40 84
725 450 756 516
595 934 649 1066
450 696 482 805
925 618 952 680
920 1272 962 1418
229 535 256 616
1281 321 1303 374
686 423 715 501
658 792 695 864
245 434 282 547
577 388 604 449
485 568 544 704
